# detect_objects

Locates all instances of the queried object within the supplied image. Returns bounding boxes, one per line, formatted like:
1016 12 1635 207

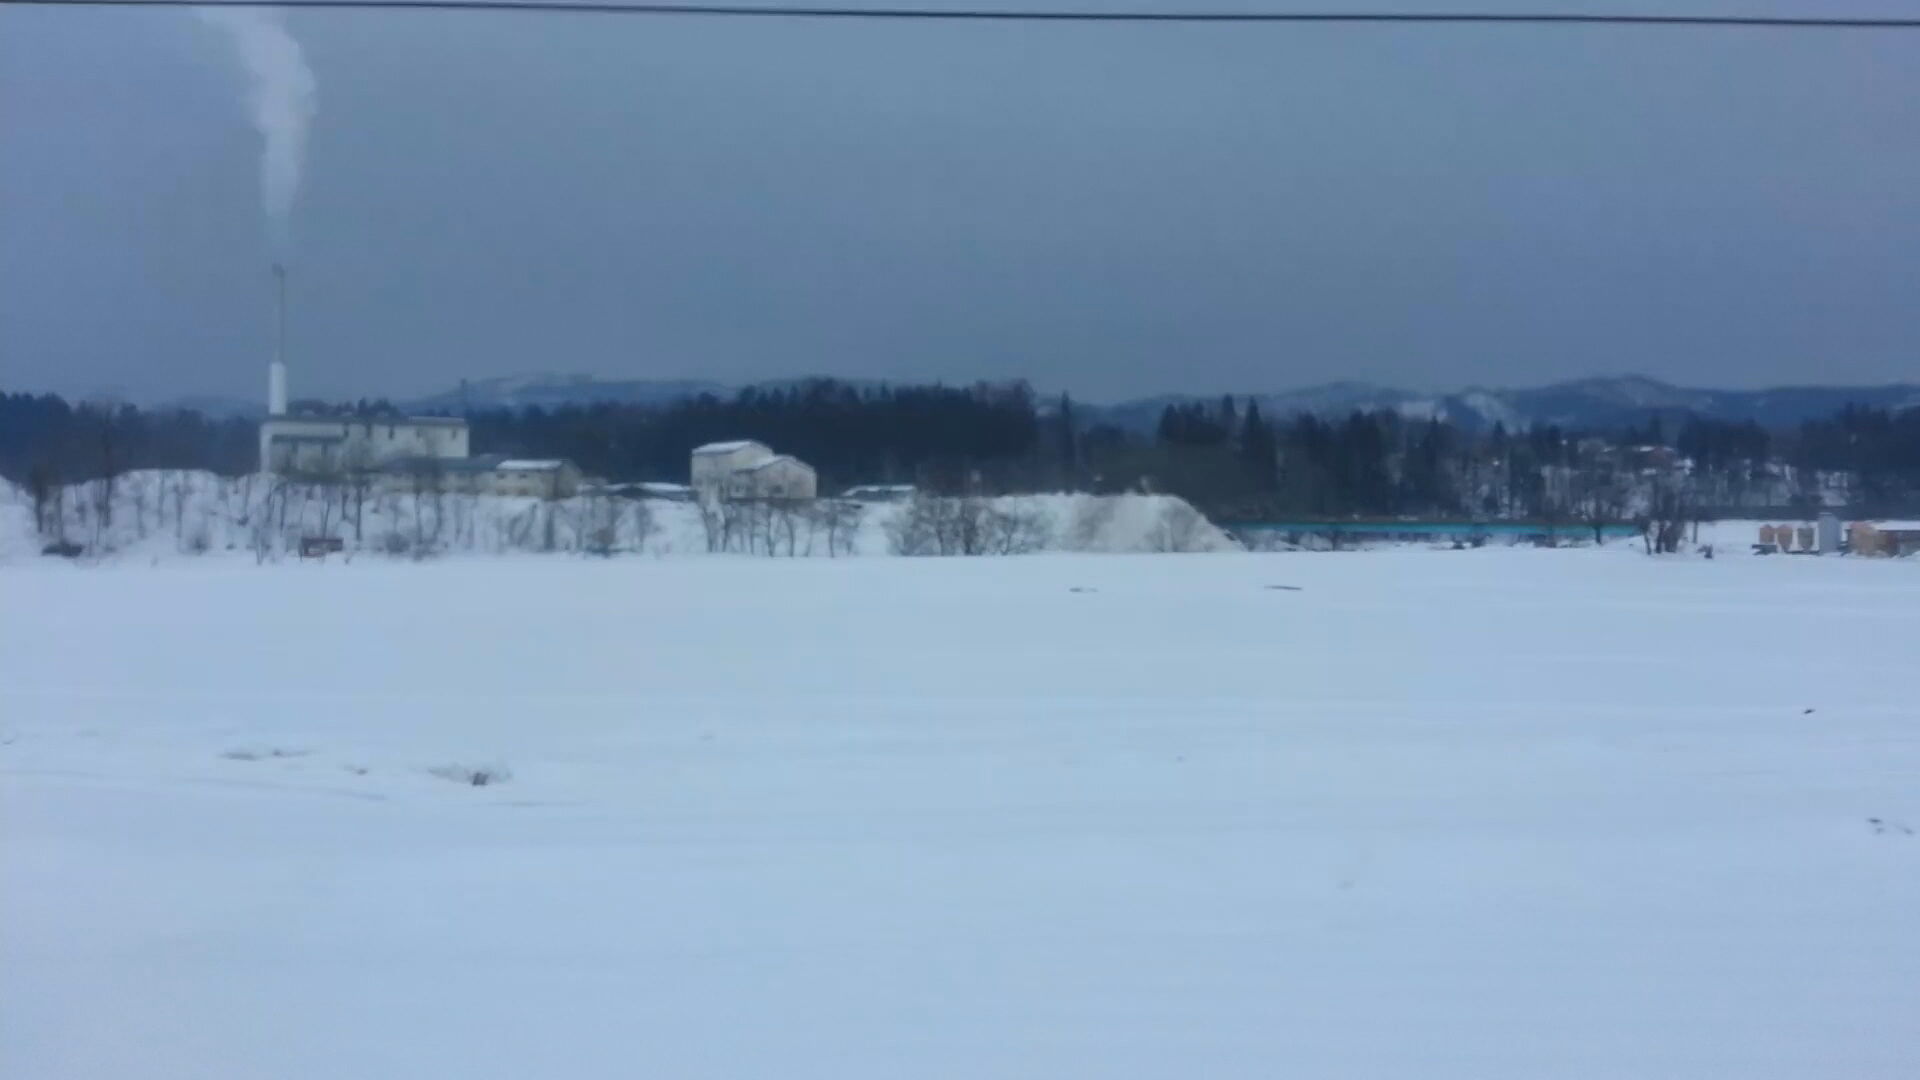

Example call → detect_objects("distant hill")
1082 375 1920 434
162 372 1920 432
396 373 913 414
401 373 732 414
158 395 266 420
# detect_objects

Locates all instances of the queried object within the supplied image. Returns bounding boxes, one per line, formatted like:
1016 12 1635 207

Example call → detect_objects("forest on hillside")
5 380 1919 522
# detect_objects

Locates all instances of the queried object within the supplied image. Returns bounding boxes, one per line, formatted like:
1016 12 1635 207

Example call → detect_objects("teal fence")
1228 520 1641 540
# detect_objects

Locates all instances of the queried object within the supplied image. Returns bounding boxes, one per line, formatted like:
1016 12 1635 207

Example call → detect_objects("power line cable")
1 0 1918 27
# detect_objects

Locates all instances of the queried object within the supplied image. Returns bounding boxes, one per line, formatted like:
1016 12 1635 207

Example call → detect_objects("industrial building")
258 358 581 499
258 357 470 476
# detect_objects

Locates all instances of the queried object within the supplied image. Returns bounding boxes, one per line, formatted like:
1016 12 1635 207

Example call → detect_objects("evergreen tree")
1239 401 1278 492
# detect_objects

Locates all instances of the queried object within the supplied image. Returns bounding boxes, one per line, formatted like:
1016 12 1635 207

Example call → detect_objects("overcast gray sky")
3 2 1917 405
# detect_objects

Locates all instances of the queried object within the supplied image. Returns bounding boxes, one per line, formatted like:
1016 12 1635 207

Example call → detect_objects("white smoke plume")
198 8 317 245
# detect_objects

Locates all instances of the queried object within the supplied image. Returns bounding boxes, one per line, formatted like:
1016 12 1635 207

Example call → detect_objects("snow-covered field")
3 549 1917 1079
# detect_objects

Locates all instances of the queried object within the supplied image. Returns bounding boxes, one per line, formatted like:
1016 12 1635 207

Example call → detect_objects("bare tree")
166 469 194 543
628 496 657 553
1536 497 1564 549
697 497 727 553
885 493 946 556
447 489 478 550
768 499 805 557
720 498 751 554
887 494 1047 556
25 463 58 539
504 502 538 552
90 411 122 548
340 445 377 545
1575 467 1628 546
129 472 151 543
580 491 622 556
408 458 446 556
253 478 291 563
91 475 114 552
820 498 862 557
1642 486 1691 555
981 502 1050 555
298 459 347 541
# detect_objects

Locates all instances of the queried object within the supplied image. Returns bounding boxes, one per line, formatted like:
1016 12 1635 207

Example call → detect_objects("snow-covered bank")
3 552 1917 1079
0 470 1236 562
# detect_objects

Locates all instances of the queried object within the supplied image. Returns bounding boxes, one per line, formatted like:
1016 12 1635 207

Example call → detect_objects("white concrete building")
262 415 469 475
258 362 470 475
690 440 773 493
690 439 817 501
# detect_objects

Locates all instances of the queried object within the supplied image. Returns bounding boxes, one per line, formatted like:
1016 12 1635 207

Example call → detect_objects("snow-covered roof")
265 414 467 429
691 440 768 455
843 484 914 496
496 459 565 472
639 482 691 493
738 454 807 473
381 454 499 474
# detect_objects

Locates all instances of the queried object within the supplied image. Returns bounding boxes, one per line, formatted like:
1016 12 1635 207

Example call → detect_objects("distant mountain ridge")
158 373 1920 432
1089 375 1920 433
405 373 732 413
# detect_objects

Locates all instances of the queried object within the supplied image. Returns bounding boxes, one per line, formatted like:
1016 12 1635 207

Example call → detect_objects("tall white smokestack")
268 263 288 415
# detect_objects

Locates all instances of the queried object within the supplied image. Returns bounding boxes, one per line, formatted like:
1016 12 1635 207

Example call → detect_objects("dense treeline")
467 380 1043 492
6 381 1919 520
0 392 257 483
1794 404 1920 508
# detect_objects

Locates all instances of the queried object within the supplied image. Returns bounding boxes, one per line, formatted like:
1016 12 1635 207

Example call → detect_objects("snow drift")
0 470 1236 562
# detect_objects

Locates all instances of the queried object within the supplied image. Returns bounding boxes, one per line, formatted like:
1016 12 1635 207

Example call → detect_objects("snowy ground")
3 549 1918 1079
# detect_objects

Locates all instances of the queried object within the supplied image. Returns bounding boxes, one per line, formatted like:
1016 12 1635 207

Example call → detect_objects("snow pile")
1011 492 1237 553
0 481 38 561
0 470 1235 562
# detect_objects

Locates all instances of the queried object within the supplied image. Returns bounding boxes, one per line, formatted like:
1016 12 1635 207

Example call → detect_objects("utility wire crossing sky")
2 1 1919 26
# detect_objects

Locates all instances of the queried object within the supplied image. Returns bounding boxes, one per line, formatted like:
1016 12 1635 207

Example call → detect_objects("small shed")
489 460 581 499
1817 513 1842 554
1846 521 1920 557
